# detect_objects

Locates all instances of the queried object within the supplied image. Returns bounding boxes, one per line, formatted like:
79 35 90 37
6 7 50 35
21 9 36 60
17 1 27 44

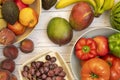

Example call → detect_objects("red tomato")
81 57 110 80
8 21 26 35
93 36 109 56
102 54 120 80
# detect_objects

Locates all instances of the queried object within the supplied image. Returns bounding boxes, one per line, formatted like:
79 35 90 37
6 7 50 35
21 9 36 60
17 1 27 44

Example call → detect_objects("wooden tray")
19 50 74 80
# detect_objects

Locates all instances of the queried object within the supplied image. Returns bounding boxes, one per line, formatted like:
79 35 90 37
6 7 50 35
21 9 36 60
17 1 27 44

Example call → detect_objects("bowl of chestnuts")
19 50 74 80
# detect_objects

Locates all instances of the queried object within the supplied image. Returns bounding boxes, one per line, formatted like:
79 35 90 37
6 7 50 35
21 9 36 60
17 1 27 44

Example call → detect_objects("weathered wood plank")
36 11 111 30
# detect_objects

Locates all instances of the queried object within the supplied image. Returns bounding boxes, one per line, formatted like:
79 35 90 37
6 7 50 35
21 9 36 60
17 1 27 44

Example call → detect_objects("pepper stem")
82 46 90 53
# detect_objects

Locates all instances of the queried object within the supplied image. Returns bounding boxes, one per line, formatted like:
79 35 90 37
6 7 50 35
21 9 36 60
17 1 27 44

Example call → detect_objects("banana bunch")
94 0 115 17
56 0 115 17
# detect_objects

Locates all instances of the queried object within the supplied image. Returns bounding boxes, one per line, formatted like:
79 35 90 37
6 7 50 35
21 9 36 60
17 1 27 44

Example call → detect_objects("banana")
102 0 115 11
55 0 81 9
80 0 96 10
94 0 104 10
55 0 96 10
95 0 115 17
94 0 105 16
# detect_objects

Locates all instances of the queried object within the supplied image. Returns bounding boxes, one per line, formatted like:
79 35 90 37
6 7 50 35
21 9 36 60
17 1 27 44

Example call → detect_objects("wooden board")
0 0 119 80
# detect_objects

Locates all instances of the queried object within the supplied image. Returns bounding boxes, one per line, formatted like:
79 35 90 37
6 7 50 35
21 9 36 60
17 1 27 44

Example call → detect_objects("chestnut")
1 59 15 72
3 45 18 60
20 39 34 53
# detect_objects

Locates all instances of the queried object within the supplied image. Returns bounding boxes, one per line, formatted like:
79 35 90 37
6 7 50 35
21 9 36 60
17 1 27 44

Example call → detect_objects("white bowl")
70 27 120 80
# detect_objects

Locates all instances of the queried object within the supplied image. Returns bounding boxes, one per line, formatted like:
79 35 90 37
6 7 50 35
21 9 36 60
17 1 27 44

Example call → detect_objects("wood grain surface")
0 0 119 80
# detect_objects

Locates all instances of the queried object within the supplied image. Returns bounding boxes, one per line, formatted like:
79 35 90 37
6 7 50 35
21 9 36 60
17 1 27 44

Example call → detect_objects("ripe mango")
69 2 94 31
47 17 73 46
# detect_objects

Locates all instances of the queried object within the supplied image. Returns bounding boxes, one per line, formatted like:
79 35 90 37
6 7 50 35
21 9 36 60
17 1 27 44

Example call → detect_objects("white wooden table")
0 0 119 80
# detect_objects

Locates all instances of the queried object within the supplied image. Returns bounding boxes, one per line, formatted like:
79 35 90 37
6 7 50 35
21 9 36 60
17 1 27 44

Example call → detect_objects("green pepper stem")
82 46 90 53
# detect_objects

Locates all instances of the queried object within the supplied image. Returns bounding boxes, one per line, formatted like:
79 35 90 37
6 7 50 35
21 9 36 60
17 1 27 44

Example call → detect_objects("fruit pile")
42 0 114 17
0 46 18 80
74 33 120 80
0 38 34 80
41 0 120 47
55 0 114 17
46 2 94 46
22 55 66 80
0 0 38 45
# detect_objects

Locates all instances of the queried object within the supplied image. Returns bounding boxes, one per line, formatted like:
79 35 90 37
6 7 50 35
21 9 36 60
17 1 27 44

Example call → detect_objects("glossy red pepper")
75 38 97 60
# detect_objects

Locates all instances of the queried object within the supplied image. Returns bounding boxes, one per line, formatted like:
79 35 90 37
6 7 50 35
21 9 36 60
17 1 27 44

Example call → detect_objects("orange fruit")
19 7 38 28
21 0 35 5
8 21 26 35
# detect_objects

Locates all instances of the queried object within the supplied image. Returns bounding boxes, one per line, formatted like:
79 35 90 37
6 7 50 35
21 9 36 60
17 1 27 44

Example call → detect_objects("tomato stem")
90 72 99 79
107 61 112 67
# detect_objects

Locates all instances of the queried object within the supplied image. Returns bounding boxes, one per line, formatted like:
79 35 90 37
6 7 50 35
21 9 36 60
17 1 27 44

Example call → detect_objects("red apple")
8 21 26 35
14 0 28 10
93 36 109 56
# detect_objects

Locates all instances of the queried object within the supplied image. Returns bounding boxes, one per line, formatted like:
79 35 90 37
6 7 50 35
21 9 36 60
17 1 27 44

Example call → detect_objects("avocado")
2 1 19 24
42 0 57 10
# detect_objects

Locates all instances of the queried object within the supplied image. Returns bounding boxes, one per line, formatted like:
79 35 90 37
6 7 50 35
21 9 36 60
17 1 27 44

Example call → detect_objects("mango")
47 17 73 46
69 2 94 31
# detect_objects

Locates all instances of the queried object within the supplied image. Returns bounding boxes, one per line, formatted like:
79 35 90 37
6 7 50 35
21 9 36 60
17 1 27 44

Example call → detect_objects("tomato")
93 36 109 56
102 54 120 80
8 21 26 35
81 57 110 80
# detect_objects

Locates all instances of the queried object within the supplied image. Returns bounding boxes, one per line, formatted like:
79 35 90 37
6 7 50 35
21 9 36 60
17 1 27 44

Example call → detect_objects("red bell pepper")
75 38 97 60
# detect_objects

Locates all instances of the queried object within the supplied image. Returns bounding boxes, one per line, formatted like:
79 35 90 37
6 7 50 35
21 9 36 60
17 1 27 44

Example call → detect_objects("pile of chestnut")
22 55 66 80
0 38 34 80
